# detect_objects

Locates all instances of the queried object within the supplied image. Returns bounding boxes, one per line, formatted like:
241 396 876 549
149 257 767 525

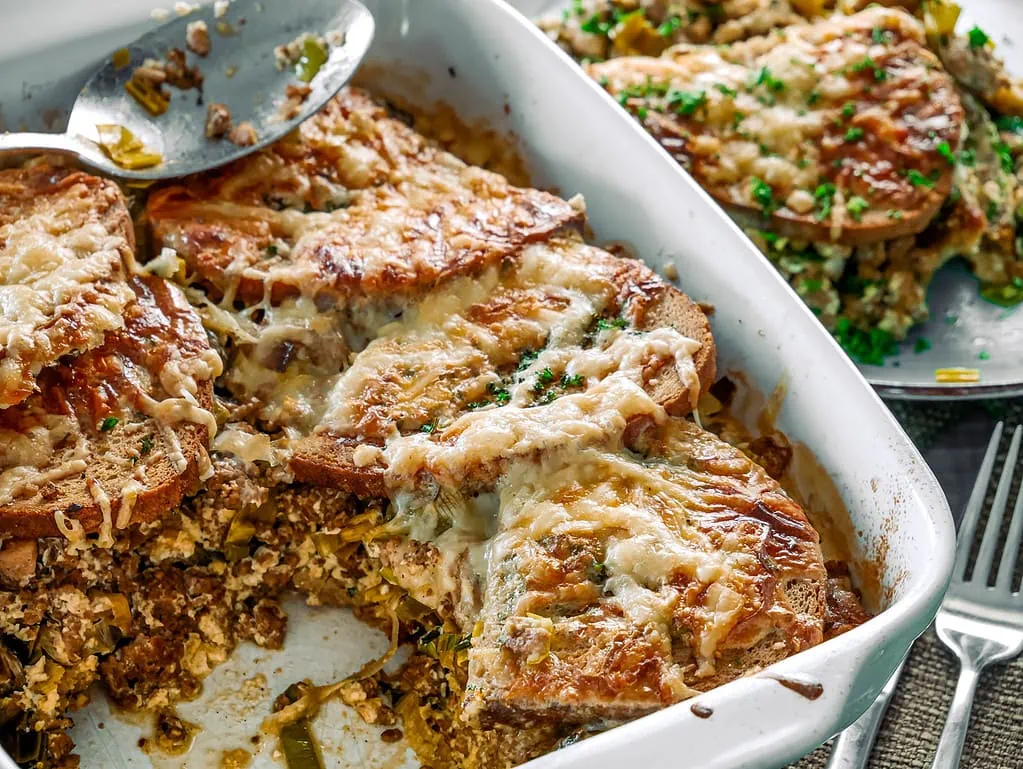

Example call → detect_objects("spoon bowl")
0 0 373 181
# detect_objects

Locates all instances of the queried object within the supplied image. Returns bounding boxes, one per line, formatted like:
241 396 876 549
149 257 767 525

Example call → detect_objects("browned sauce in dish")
689 703 714 719
770 677 824 701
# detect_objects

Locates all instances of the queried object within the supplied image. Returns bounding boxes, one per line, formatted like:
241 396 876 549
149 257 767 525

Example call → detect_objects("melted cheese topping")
492 447 757 674
0 416 88 506
317 239 626 437
212 428 274 464
86 478 114 547
590 7 960 241
383 326 700 488
0 183 134 405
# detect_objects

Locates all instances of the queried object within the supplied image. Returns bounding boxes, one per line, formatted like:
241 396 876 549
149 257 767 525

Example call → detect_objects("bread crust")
465 418 826 725
589 8 963 246
0 165 136 408
0 276 216 539
290 238 716 498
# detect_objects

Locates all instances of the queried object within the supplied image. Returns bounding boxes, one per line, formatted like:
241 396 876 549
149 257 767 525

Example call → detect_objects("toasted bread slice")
589 7 963 246
464 418 826 725
146 87 582 308
0 275 218 540
289 236 715 497
0 165 136 408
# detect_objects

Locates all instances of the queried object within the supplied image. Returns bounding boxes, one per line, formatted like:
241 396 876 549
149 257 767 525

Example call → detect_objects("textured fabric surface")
792 400 1023 768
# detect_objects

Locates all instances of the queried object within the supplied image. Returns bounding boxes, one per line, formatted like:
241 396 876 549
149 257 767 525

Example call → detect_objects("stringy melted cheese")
382 326 701 488
0 189 134 406
491 447 762 675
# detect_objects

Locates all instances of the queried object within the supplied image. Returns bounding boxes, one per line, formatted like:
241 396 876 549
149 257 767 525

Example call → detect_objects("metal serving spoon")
0 0 373 181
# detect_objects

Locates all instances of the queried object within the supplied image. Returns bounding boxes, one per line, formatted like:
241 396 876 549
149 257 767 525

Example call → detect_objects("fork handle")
825 659 906 769
931 663 980 769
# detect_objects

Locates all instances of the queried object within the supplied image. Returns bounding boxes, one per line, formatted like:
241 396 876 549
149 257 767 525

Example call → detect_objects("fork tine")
954 422 1004 581
972 425 1022 585
996 458 1023 593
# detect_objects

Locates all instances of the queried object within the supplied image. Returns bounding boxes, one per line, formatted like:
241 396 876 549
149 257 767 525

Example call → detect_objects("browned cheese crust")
145 88 583 308
589 7 963 246
290 234 715 498
465 418 826 725
0 275 217 539
0 166 136 408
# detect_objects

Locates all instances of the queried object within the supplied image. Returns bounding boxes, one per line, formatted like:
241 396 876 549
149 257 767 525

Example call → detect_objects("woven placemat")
791 399 1023 768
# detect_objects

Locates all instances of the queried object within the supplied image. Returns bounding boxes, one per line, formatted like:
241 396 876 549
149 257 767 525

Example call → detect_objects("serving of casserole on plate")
528 0 1023 397
0 1 954 769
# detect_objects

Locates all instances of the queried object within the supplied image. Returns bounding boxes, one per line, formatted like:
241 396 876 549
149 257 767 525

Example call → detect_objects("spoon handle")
0 131 87 160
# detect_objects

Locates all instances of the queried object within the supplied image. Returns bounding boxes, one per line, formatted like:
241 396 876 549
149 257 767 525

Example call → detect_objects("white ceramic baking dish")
0 1 955 768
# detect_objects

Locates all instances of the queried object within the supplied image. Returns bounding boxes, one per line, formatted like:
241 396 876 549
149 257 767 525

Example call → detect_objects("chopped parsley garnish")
517 348 541 371
752 67 785 93
958 148 976 166
871 26 888 44
560 373 586 388
887 209 902 219
914 337 932 354
487 381 511 404
845 126 864 142
265 244 278 256
420 422 436 434
850 55 886 82
967 25 990 49
657 15 682 36
535 368 556 390
850 56 877 73
995 116 1023 135
806 90 820 106
140 436 154 455
715 83 738 97
466 400 488 410
667 89 707 115
994 141 1014 173
537 389 560 405
907 169 936 187
100 416 119 432
833 318 897 365
587 561 609 583
751 177 777 213
800 278 823 294
847 196 869 221
595 317 629 331
937 141 956 164
581 7 642 36
842 102 855 118
813 183 837 220
979 350 991 361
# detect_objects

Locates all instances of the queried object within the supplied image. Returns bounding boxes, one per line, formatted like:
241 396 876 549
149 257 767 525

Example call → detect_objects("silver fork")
930 421 1023 769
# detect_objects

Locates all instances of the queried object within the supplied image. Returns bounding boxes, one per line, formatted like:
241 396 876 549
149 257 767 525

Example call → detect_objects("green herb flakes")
751 177 777 213
967 25 990 49
847 196 869 221
667 89 707 115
